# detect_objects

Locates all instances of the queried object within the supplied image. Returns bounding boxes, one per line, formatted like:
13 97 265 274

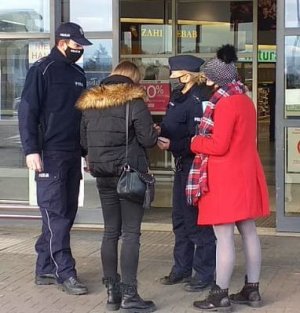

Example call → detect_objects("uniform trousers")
172 159 216 282
35 150 82 283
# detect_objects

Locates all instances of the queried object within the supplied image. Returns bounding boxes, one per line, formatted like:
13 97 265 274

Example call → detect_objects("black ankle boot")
102 274 121 311
193 284 232 312
229 276 262 307
120 283 156 313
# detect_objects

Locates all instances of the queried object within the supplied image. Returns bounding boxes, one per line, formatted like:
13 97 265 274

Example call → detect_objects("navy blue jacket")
160 84 211 159
18 46 86 156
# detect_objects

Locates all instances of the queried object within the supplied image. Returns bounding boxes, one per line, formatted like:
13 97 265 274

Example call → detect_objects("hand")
26 153 43 172
157 136 170 150
83 156 90 173
153 123 161 135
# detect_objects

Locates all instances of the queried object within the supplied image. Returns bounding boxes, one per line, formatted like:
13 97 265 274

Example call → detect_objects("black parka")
76 75 158 177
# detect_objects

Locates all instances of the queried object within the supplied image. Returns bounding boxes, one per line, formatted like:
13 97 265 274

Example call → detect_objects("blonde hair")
189 72 207 85
111 61 141 84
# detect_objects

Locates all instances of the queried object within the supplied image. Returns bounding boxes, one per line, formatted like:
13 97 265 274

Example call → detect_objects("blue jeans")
96 176 145 284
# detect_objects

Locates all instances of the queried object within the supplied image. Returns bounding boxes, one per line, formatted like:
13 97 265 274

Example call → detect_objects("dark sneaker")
183 277 213 292
58 276 88 295
35 274 57 285
160 271 191 285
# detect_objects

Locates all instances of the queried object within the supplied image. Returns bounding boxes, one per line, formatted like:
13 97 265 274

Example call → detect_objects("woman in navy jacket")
157 55 216 292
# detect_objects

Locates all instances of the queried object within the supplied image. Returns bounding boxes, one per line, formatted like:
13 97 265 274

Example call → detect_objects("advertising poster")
140 81 170 114
287 127 300 173
29 41 50 64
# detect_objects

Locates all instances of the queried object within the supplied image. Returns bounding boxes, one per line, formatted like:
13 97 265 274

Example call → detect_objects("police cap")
55 22 92 46
169 55 204 78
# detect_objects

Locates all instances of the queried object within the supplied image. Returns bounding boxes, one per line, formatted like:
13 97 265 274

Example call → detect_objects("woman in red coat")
188 45 270 312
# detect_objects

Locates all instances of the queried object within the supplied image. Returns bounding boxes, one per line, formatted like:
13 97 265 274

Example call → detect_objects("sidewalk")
1 225 300 313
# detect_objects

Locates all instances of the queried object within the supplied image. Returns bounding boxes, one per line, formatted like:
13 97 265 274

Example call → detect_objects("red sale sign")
140 81 170 113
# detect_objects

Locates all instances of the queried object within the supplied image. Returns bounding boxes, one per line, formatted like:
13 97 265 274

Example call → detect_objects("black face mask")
170 77 185 92
65 46 84 63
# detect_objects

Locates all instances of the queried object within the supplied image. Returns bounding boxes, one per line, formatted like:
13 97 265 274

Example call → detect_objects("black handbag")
117 103 155 209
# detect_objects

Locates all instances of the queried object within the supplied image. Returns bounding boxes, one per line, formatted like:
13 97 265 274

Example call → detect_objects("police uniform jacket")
76 75 158 177
18 46 86 156
160 84 211 161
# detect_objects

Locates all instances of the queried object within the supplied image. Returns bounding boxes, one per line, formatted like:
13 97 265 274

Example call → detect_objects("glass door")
0 0 50 210
276 0 300 231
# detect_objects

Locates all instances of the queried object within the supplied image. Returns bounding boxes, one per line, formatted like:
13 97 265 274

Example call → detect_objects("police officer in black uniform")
157 55 216 292
18 22 92 295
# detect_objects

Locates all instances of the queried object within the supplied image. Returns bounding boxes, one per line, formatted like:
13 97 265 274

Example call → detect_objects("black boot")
193 284 232 312
229 276 262 308
102 274 122 311
120 283 156 313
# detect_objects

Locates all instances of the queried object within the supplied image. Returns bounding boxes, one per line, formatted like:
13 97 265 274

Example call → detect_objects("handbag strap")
125 102 129 163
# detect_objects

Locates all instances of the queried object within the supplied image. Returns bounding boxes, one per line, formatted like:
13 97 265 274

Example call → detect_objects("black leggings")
96 177 145 285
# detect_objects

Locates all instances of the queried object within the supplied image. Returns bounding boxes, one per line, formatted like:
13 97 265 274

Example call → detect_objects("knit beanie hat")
201 44 238 87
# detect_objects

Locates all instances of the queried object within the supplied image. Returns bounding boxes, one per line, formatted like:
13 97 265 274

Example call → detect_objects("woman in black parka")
76 61 158 313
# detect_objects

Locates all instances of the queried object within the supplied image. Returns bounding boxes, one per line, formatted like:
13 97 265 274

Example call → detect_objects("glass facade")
0 1 50 33
0 0 298 231
120 0 257 208
70 0 113 31
285 0 300 28
284 33 300 219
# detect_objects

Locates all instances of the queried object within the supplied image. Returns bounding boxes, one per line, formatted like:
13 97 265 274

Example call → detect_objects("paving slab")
1 226 300 312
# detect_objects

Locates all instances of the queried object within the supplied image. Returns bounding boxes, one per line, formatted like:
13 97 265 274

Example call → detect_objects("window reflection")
69 0 112 31
0 39 50 120
285 128 300 216
177 1 253 54
285 36 300 117
0 1 50 32
285 0 300 28
81 39 112 88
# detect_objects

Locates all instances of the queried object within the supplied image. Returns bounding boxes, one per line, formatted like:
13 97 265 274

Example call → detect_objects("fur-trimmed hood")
76 83 147 110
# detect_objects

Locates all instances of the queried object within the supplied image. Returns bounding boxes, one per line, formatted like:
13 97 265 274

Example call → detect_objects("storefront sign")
29 42 50 64
258 50 276 62
141 26 198 38
287 128 300 173
240 49 276 63
141 81 170 113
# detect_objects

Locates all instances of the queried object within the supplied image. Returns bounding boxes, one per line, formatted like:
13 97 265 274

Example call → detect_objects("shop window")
120 0 172 55
285 36 300 117
285 127 300 216
0 1 50 32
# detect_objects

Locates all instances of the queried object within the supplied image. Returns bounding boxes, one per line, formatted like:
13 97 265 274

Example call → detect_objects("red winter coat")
191 94 270 225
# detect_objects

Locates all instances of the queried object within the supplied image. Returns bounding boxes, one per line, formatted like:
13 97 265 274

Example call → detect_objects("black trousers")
96 176 145 285
172 159 216 282
35 150 82 283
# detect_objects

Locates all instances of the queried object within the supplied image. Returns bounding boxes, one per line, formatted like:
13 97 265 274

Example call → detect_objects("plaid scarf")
186 80 246 206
